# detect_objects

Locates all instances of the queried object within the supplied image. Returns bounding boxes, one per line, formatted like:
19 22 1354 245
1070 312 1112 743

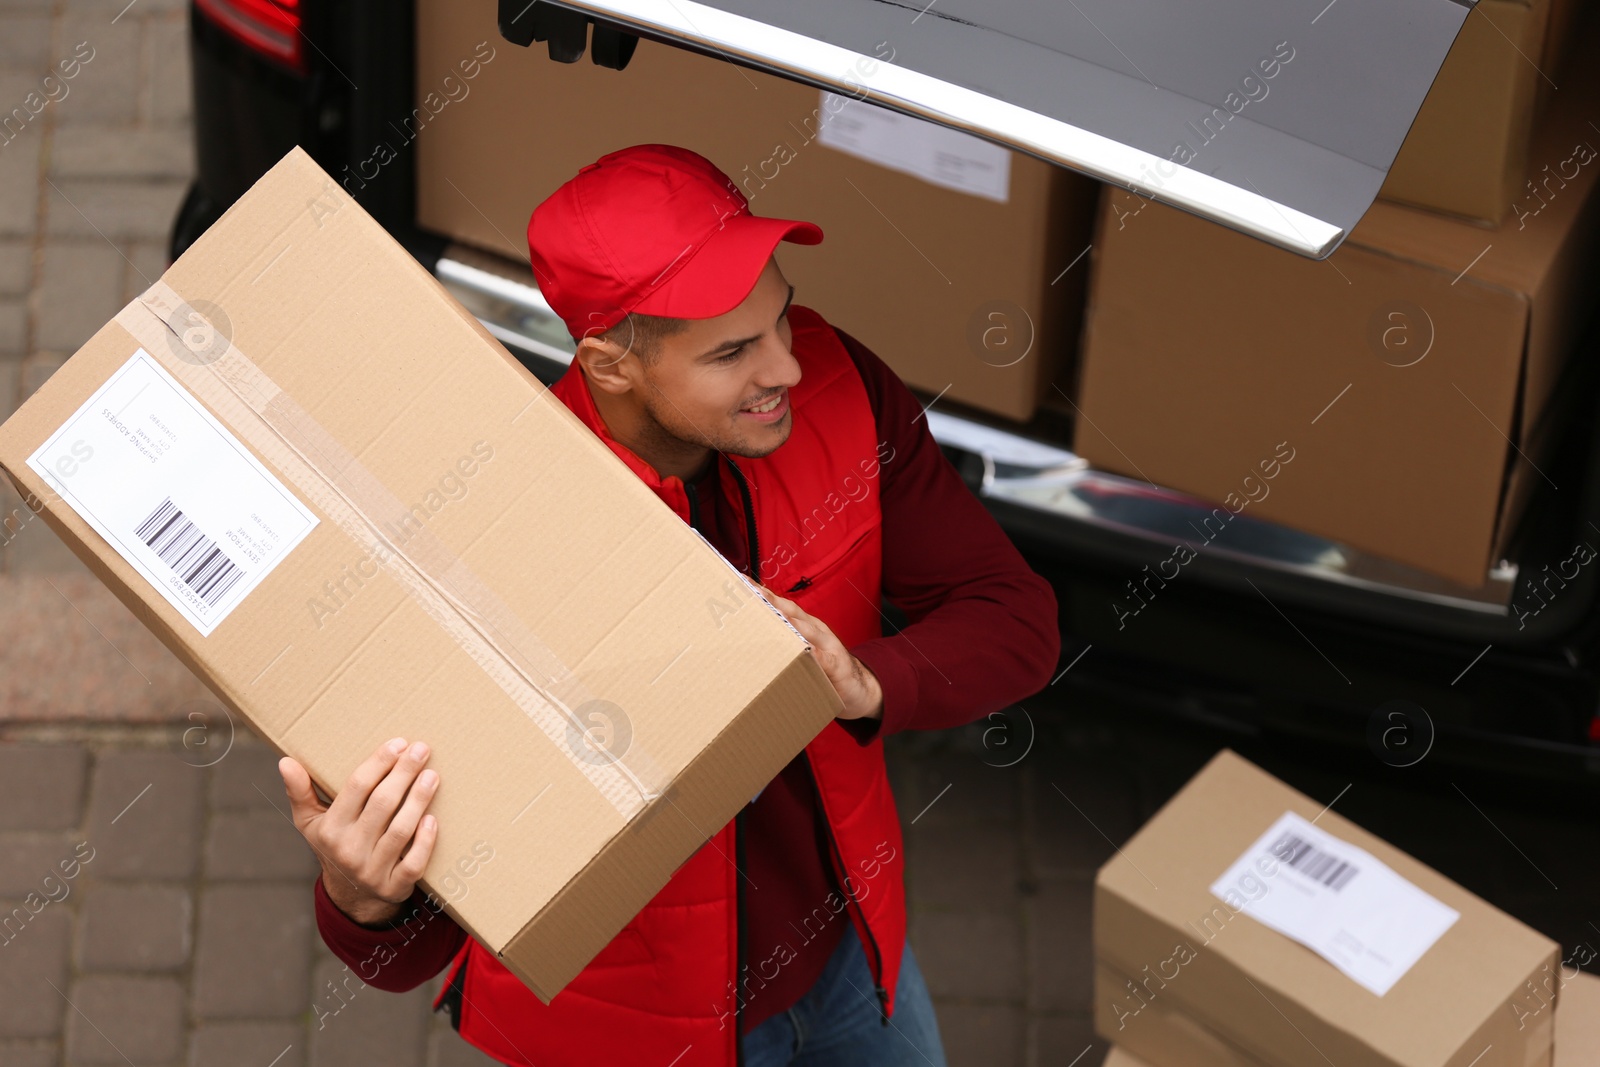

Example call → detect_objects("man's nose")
753 334 802 389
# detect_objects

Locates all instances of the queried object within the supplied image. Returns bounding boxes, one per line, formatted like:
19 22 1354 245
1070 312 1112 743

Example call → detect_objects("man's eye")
716 347 744 364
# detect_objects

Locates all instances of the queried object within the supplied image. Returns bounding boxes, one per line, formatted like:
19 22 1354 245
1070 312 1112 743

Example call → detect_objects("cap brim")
628 214 823 321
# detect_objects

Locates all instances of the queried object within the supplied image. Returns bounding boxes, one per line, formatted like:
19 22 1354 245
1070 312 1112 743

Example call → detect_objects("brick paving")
0 715 1138 1067
0 729 505 1066
0 0 213 724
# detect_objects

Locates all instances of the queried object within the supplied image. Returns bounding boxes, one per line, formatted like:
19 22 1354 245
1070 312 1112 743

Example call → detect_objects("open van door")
499 0 1476 259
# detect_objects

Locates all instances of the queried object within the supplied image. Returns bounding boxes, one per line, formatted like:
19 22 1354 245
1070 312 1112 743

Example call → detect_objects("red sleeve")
313 872 468 993
829 325 1061 743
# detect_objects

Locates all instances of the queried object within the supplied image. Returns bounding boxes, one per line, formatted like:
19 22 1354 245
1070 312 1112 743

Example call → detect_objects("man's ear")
575 335 637 395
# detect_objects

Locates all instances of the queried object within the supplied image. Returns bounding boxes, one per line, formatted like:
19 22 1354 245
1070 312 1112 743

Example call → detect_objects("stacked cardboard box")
1072 13 1600 588
1093 750 1562 1067
412 0 1099 423
1556 970 1600 1064
1101 969 1600 1066
0 147 842 1001
1380 0 1589 223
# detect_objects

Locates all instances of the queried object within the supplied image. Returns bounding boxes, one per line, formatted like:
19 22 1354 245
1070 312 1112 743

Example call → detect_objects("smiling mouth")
742 392 784 414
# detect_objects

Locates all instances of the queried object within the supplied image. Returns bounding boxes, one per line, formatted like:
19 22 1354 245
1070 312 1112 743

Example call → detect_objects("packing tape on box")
114 281 669 821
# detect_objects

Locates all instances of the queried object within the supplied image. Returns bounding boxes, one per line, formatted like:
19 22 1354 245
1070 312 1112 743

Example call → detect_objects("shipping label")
1210 810 1460 995
817 90 1011 203
27 348 319 636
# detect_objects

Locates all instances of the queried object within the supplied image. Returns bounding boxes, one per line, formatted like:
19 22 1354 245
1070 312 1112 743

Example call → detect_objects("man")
281 143 1060 1066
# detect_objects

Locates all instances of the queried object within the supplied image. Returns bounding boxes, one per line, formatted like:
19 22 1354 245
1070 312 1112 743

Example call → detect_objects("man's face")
582 257 802 464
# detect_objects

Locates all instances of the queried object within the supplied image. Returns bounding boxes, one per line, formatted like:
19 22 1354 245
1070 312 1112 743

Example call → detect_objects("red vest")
431 305 908 1067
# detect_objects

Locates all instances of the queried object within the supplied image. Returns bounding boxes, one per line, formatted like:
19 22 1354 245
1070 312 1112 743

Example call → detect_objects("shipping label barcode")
1210 809 1459 995
26 349 319 636
1270 831 1359 891
134 497 245 608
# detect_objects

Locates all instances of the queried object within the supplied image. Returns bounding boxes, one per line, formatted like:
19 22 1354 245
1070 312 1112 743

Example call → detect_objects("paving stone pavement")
0 726 512 1066
0 0 214 727
0 713 1142 1067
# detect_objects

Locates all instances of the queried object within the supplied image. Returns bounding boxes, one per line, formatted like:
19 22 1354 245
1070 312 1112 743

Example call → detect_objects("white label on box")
817 91 1011 203
1210 810 1460 996
26 348 319 637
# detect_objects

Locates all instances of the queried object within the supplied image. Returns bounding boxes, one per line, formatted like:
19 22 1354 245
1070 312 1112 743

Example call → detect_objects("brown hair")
582 311 689 366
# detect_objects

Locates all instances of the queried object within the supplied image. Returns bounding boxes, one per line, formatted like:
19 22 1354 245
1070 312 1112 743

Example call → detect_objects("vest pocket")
785 517 881 597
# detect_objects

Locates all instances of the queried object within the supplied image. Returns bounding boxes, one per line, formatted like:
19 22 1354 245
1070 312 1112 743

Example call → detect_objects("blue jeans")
741 922 948 1067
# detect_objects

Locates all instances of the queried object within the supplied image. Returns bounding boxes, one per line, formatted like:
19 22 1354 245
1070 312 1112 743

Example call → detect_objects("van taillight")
193 0 304 73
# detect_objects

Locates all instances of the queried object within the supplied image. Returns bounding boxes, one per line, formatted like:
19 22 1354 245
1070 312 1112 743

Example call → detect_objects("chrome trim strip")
478 319 574 366
924 410 1083 473
435 245 1514 613
990 467 1514 612
544 0 1344 258
435 250 577 367
438 258 560 320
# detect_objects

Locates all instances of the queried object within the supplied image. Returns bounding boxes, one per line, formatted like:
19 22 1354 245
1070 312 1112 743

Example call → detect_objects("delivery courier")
277 142 1061 1067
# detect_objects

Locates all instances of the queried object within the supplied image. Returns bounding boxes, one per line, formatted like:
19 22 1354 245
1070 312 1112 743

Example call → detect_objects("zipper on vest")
803 751 890 1026
729 460 752 1067
685 473 702 531
787 576 812 592
734 806 748 1065
727 452 758 1065
437 953 467 1032
723 455 760 580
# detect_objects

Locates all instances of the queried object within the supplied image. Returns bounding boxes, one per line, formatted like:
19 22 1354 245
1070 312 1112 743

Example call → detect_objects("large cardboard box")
1556 971 1600 1065
411 0 1098 422
1379 0 1558 224
1096 960 1272 1067
1538 0 1590 114
0 147 841 1000
1100 1035 1252 1067
1099 970 1600 1067
1102 1050 1148 1067
1094 750 1561 1067
1073 37 1600 588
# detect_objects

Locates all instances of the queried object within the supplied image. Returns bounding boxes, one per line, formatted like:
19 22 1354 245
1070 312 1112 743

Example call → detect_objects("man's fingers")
325 737 407 830
277 738 443 917
278 756 327 831
760 586 827 636
393 812 439 886
374 766 440 870
357 741 432 841
759 585 811 623
758 584 797 609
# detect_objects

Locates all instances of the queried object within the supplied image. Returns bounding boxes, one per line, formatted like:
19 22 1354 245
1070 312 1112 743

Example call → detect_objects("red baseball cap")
527 143 824 341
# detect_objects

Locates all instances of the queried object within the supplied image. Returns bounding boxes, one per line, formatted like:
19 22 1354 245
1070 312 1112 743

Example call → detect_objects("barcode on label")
1270 832 1359 891
134 497 245 608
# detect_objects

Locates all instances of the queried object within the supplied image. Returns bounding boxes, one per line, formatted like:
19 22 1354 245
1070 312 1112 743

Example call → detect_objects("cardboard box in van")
1073 29 1600 587
1380 0 1561 224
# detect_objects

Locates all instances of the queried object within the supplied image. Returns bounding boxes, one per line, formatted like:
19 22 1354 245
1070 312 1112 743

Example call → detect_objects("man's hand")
757 585 884 722
279 737 441 927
